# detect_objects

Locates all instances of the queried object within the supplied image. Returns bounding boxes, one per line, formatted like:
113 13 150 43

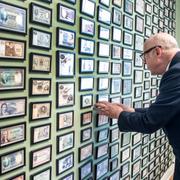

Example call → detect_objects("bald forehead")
144 33 178 50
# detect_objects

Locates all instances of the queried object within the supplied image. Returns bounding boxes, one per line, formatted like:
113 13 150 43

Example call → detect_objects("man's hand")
112 103 135 112
94 101 123 119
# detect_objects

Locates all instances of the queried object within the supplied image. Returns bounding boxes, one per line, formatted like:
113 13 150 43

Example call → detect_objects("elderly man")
95 33 180 180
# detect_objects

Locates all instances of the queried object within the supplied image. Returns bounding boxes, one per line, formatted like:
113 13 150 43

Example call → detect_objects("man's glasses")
140 45 162 62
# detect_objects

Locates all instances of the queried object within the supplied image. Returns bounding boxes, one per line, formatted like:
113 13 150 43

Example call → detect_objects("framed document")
0 2 27 34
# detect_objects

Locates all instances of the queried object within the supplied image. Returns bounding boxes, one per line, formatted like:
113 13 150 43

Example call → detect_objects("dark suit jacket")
118 52 180 162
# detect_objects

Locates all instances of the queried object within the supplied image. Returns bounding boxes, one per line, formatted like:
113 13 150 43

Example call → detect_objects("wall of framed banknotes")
0 0 176 179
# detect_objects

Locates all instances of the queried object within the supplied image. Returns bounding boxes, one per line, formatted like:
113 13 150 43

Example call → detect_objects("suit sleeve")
118 68 180 134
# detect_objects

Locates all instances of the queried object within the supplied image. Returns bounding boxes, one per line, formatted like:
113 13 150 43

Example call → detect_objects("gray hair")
147 33 179 49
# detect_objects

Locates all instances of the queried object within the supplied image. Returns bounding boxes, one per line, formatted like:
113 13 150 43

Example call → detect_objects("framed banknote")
80 17 95 36
95 158 109 179
0 38 26 60
112 8 121 25
58 3 76 25
0 2 27 34
56 152 74 175
100 0 110 7
81 127 92 142
57 28 75 49
98 61 109 74
56 82 75 107
98 25 110 40
79 142 93 162
80 94 93 109
79 38 95 55
30 3 52 27
30 101 51 120
124 0 133 15
0 66 25 91
57 111 74 130
31 124 51 144
30 145 52 169
56 51 75 77
96 143 108 159
110 142 119 158
79 77 94 91
112 0 122 7
80 0 95 17
98 6 111 25
30 28 52 50
120 147 130 163
8 172 25 180
30 167 51 180
0 148 25 175
60 172 74 180
79 161 92 180
0 97 26 120
81 111 92 126
98 42 110 57
30 53 52 73
57 131 74 153
97 128 109 142
0 122 26 148
79 58 94 73
29 78 51 96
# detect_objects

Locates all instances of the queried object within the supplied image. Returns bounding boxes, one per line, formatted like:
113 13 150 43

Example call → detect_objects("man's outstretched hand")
94 101 124 119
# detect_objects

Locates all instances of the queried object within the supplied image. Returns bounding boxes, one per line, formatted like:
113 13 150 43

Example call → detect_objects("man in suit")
95 33 180 180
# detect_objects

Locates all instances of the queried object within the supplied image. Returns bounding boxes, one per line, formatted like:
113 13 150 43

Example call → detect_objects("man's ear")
156 47 162 57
